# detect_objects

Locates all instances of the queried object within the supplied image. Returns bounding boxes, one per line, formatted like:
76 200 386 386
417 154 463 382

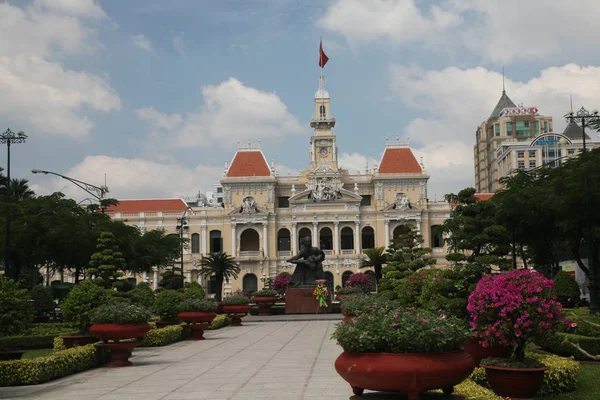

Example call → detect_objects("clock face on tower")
319 147 329 157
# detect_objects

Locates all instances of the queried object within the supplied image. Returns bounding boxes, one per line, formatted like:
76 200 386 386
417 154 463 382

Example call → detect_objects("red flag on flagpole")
319 40 329 68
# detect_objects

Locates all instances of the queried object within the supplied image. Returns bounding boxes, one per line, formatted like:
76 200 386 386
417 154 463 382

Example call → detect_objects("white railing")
432 247 444 253
239 251 261 257
278 251 291 257
323 250 333 256
341 249 354 255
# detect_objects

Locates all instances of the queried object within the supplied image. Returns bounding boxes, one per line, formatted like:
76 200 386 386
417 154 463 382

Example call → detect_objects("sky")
2 0 600 202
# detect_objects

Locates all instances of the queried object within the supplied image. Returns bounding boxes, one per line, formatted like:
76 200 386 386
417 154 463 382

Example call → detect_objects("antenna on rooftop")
502 66 505 92
570 94 573 113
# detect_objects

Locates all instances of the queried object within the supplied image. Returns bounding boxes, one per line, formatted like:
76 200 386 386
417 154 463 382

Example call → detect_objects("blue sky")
2 0 600 201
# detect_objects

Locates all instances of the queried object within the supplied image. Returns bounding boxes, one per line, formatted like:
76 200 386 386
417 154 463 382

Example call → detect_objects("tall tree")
360 247 387 282
198 252 240 301
7 179 35 200
87 232 126 288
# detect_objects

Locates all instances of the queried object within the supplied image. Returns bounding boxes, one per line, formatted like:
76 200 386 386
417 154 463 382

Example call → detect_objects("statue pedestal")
285 288 332 314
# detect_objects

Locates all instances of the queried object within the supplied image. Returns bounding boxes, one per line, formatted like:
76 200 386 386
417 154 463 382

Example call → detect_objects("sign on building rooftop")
500 107 539 117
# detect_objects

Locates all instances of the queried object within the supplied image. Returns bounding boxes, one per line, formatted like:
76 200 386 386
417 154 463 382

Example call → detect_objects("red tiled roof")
227 151 271 177
105 199 187 213
474 193 494 201
378 148 422 174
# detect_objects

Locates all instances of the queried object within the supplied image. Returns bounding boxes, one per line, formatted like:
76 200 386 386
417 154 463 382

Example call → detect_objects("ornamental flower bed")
345 273 374 293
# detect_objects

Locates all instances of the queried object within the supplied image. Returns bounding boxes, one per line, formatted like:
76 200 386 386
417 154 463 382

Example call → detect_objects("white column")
187 270 192 283
263 222 269 258
334 221 340 255
44 266 50 286
201 224 207 255
153 269 158 290
292 222 298 254
312 222 318 247
142 271 148 283
416 220 422 248
384 220 390 247
355 221 361 255
231 223 237 256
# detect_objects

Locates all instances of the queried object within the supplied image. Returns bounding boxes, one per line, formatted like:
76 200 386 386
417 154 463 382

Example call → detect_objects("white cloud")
138 77 305 148
132 34 153 52
338 152 378 174
0 2 120 138
136 107 182 131
33 156 225 201
388 63 600 195
320 0 600 63
172 32 186 56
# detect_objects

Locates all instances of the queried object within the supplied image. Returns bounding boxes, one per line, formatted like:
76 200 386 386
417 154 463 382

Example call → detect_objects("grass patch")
541 364 600 400
22 349 53 360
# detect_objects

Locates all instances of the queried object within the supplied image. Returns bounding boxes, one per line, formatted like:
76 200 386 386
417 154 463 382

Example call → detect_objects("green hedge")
271 306 285 315
0 335 57 351
249 306 259 316
0 344 106 386
535 332 600 361
208 314 231 330
433 379 501 400
469 352 579 396
141 325 184 347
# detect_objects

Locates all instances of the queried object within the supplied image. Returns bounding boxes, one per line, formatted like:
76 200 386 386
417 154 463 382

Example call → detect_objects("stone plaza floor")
0 321 356 400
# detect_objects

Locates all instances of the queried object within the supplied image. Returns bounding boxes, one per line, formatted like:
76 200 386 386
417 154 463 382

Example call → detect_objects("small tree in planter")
60 280 110 348
177 299 218 340
221 295 251 326
89 301 151 367
345 273 374 294
87 232 126 289
251 289 278 316
153 289 185 328
553 271 581 308
272 273 291 296
468 269 566 399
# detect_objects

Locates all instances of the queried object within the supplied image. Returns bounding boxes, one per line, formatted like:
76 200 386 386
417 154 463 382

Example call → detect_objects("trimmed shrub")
0 336 57 351
222 295 250 306
249 306 259 315
0 344 106 386
129 282 155 309
29 286 56 317
270 305 286 315
554 271 581 306
60 280 110 333
53 337 66 352
435 380 502 400
470 351 578 395
141 325 183 347
562 308 600 338
184 282 206 300
153 290 185 322
27 323 78 337
535 331 600 361
209 314 232 330
0 277 34 336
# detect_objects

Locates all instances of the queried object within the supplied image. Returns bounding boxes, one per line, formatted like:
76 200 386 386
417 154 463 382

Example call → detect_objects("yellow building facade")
101 76 453 296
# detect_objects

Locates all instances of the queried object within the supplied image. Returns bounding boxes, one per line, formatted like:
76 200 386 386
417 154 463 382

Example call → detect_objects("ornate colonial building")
103 75 452 295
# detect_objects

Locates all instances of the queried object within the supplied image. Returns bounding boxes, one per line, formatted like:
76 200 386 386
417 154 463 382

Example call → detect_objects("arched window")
323 271 334 290
340 227 354 250
392 225 411 246
361 226 375 250
243 274 258 293
209 230 222 253
277 228 291 251
240 229 260 251
319 104 326 119
319 227 333 250
298 227 312 249
341 271 353 287
431 225 443 248
191 233 200 253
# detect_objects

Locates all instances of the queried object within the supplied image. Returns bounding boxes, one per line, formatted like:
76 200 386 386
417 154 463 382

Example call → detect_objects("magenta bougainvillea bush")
272 274 291 294
346 273 374 293
467 269 566 361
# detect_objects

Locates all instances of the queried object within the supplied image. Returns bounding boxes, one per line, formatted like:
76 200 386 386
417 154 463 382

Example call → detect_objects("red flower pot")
484 364 548 399
95 341 142 367
463 337 514 366
0 350 27 361
177 312 216 340
222 305 251 326
251 296 277 316
89 323 151 343
60 335 99 348
335 350 475 400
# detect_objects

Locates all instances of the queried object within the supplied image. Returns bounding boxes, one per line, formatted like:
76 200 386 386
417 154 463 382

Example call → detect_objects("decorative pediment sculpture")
240 196 258 213
395 192 411 210
307 176 342 202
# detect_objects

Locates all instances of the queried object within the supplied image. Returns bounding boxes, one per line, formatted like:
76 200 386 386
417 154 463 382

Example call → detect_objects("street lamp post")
1 128 27 279
31 169 109 212
564 107 600 313
176 208 192 280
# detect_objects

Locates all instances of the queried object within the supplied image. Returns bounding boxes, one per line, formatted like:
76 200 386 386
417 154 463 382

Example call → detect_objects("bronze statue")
286 236 325 287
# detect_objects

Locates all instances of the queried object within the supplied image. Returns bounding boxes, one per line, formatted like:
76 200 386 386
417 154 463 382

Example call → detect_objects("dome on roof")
315 88 329 99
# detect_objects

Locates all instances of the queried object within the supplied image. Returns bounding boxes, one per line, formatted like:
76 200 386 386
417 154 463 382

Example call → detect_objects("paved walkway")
0 321 355 400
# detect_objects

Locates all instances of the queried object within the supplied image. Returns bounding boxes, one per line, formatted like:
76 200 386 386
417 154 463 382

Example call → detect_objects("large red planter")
89 323 151 343
95 341 142 367
177 311 216 340
335 350 475 400
463 337 513 366
222 305 251 326
484 364 548 399
251 296 277 316
155 321 180 329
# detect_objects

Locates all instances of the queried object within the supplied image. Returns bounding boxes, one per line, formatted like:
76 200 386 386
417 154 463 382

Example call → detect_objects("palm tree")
198 252 240 301
360 247 387 283
8 178 35 200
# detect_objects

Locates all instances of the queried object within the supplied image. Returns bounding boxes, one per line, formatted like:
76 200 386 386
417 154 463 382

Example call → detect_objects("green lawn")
542 364 600 400
22 348 54 360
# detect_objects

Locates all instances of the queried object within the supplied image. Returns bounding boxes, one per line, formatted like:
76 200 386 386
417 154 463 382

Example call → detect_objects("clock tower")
309 74 338 170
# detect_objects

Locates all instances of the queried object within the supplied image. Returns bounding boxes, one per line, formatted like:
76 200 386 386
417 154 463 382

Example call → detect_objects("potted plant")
339 293 369 322
251 289 278 316
333 306 474 399
335 287 362 301
153 289 185 328
468 269 565 399
88 301 152 367
272 273 291 297
177 298 218 340
221 295 251 326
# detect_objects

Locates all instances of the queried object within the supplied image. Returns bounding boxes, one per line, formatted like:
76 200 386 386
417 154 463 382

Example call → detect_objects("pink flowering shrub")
345 273 374 293
468 269 564 361
272 274 291 294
